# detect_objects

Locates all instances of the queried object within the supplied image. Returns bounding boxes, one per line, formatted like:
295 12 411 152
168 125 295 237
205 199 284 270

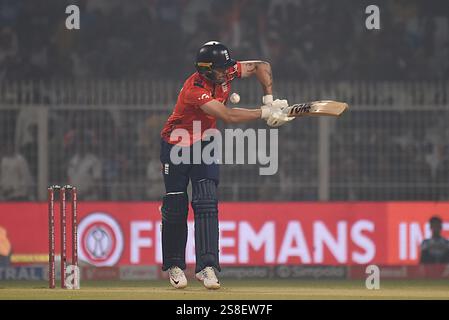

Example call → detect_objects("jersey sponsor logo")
198 93 210 100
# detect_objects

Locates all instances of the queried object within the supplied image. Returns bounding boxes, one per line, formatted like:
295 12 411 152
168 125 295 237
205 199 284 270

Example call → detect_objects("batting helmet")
195 41 237 84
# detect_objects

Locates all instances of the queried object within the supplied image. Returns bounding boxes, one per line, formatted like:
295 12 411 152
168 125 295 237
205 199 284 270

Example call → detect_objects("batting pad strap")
192 179 217 200
192 200 218 214
161 192 188 223
191 179 218 214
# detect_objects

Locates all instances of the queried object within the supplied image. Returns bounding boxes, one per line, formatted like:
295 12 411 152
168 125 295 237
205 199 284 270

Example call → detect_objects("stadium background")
1 0 449 285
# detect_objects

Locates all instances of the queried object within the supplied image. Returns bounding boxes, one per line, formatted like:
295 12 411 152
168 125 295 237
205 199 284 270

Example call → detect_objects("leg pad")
191 179 220 272
161 192 188 271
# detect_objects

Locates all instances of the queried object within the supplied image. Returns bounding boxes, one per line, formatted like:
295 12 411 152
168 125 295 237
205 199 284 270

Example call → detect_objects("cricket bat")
283 100 348 117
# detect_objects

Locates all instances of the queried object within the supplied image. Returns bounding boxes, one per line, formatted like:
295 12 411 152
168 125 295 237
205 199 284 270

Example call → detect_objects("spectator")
420 216 449 264
102 143 128 200
145 156 165 200
14 107 39 156
67 137 102 200
0 226 12 267
0 142 34 200
0 26 18 80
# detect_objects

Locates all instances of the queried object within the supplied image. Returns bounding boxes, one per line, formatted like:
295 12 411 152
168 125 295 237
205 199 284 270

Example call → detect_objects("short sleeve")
183 86 214 108
235 61 242 78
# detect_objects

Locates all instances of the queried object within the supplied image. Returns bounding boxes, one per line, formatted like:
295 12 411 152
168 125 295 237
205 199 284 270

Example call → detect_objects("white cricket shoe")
168 266 187 289
195 267 221 290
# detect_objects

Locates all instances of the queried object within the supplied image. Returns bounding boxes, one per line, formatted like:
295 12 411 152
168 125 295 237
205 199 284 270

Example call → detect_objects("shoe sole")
205 284 220 290
170 279 187 289
196 276 220 290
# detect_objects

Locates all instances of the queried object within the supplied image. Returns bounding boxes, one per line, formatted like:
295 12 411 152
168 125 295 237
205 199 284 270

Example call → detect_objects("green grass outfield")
1 279 449 300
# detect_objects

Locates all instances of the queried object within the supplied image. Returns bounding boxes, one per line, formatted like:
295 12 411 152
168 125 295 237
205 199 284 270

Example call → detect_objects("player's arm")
200 99 262 123
240 60 273 96
187 87 291 126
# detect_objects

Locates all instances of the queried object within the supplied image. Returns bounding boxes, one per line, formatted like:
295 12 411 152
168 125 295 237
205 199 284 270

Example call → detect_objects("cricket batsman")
160 41 292 289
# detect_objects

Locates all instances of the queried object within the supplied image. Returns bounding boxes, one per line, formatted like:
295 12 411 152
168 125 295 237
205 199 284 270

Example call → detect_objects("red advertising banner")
1 202 449 266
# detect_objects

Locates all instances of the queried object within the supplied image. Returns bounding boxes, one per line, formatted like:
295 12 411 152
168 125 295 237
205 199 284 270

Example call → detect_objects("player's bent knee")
191 179 218 215
162 192 188 223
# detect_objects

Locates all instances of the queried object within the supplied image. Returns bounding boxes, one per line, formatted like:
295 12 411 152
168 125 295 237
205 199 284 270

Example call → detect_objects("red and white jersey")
161 62 242 146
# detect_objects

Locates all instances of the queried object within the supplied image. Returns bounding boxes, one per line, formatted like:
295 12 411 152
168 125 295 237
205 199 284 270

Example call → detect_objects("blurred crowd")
329 110 449 200
0 0 448 81
2 107 449 201
0 108 167 201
